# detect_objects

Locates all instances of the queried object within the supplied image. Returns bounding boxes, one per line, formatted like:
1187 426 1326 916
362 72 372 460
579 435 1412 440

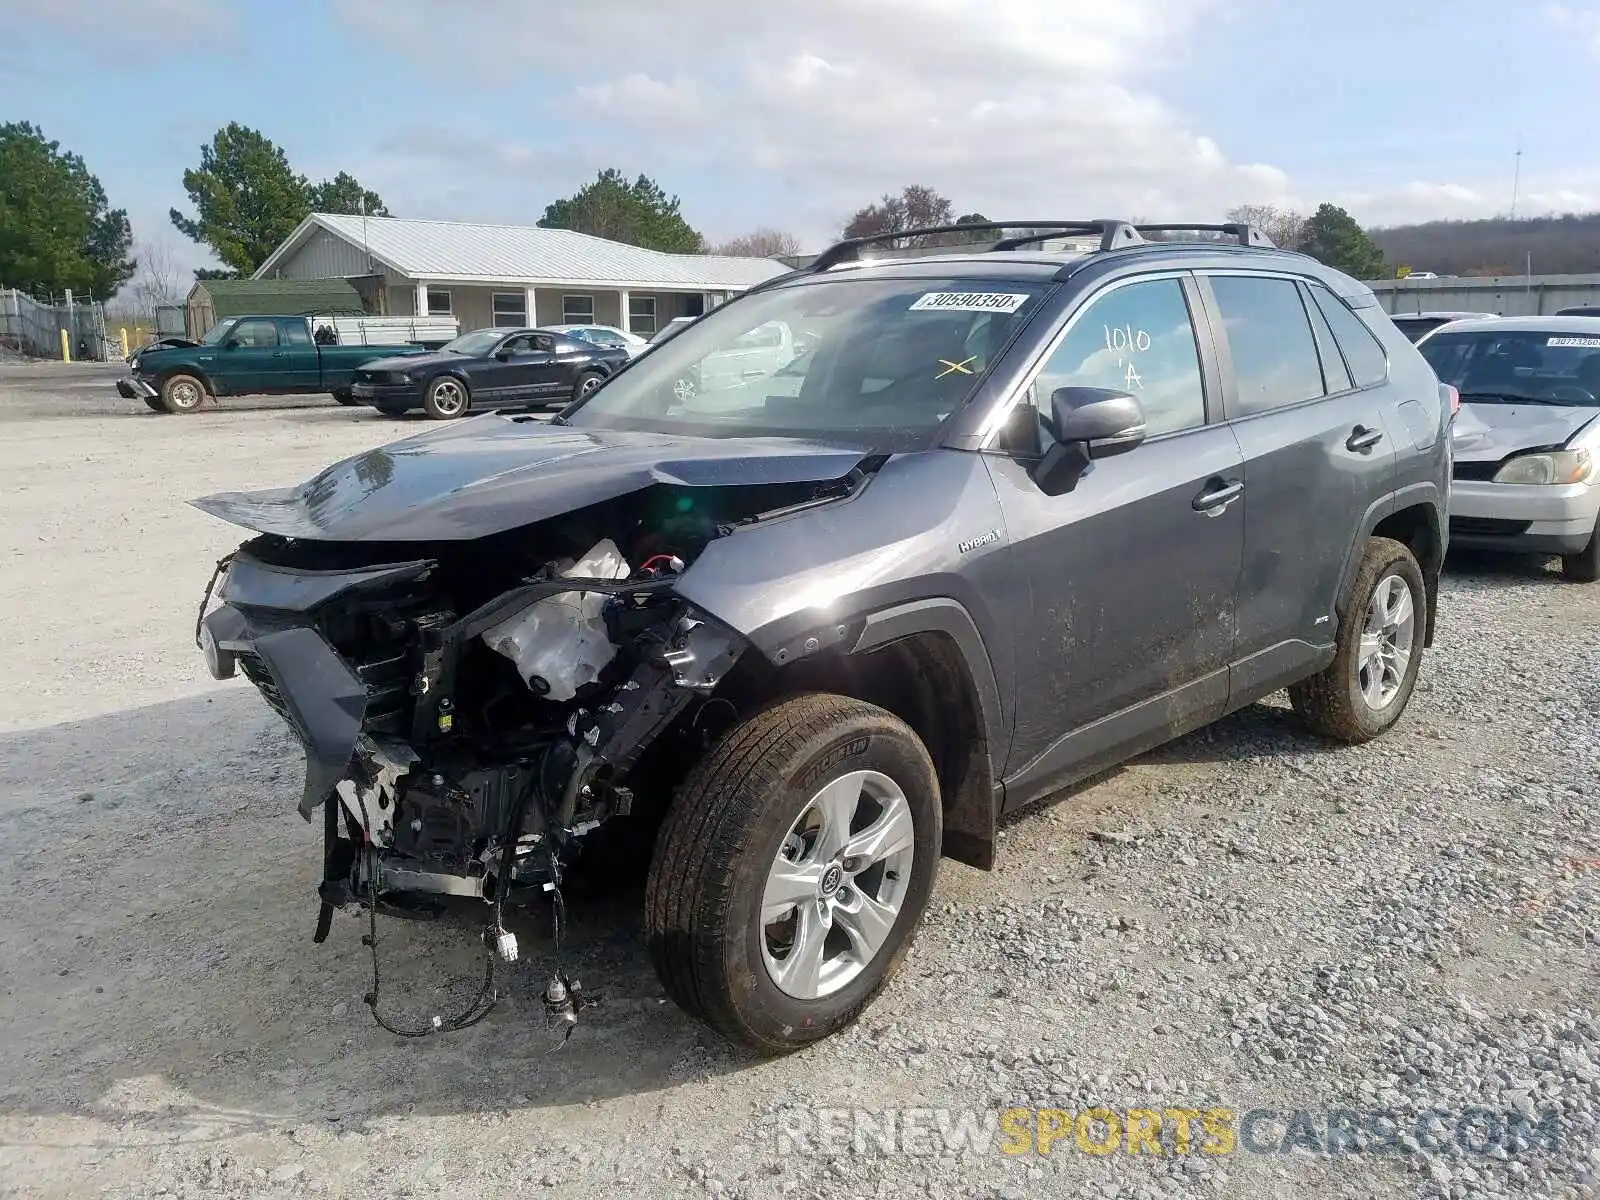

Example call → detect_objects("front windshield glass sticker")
1548 336 1600 348
935 355 978 379
908 292 1030 314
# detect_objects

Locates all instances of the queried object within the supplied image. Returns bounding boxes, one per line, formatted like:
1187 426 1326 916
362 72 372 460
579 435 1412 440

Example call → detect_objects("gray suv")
192 220 1452 1052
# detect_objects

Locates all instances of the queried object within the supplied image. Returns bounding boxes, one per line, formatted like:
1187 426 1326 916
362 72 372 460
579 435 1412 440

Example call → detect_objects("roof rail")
798 219 1272 275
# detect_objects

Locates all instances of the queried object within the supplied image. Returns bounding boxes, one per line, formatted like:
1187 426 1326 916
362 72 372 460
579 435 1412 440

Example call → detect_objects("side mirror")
1031 386 1148 495
222 337 241 350
494 348 515 361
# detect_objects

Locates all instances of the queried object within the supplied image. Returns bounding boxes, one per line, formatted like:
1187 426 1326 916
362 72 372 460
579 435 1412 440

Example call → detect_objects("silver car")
1417 316 1600 579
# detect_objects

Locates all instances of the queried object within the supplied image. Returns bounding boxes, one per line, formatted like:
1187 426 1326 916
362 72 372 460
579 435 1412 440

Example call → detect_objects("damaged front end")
196 521 751 1035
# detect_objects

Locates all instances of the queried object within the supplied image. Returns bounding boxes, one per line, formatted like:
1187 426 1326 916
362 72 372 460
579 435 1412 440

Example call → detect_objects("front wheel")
422 375 469 420
1560 513 1600 582
1290 536 1426 742
332 388 360 407
158 373 207 414
645 694 942 1054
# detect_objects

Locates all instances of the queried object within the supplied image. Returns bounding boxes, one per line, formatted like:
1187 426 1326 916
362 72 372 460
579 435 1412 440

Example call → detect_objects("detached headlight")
1492 449 1593 485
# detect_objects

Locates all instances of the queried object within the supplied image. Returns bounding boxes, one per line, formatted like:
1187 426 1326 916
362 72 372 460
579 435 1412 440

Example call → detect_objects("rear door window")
1301 283 1353 394
1308 284 1389 386
1208 275 1325 417
280 319 311 346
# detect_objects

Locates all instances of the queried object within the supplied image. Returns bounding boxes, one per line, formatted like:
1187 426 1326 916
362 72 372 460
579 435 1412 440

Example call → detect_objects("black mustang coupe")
351 327 631 420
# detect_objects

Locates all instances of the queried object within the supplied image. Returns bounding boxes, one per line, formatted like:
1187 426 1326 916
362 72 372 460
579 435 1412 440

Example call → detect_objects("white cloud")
335 0 1302 244
1343 179 1600 229
1545 3 1600 55
329 0 1599 245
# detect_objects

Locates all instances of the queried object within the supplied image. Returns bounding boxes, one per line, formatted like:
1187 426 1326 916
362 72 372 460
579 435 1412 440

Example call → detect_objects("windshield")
1419 329 1600 406
440 328 505 356
561 277 1049 449
200 319 237 346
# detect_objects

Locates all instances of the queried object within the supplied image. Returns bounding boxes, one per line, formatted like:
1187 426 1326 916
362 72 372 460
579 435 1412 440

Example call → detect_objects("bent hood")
190 414 871 541
1453 402 1599 462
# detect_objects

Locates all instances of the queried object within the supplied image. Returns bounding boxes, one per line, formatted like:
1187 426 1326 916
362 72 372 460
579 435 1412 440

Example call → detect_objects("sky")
4 0 1598 289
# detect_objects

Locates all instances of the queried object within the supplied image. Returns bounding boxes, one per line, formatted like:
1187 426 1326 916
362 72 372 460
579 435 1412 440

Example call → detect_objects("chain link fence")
1 288 115 360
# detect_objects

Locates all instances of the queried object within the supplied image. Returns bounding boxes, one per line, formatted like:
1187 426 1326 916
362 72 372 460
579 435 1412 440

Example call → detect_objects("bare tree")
128 238 186 318
1226 204 1307 250
710 228 803 258
842 185 962 247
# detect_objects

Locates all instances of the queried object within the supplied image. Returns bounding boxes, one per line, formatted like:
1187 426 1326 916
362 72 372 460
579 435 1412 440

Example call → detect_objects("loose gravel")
0 364 1596 1199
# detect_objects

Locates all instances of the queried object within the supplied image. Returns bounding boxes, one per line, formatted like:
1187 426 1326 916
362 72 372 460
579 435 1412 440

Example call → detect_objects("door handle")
1347 424 1384 452
271 351 287 358
1192 478 1244 512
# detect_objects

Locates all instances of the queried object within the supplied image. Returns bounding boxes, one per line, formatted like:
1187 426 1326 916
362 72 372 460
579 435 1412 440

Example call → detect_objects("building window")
492 292 528 328
627 295 658 334
426 289 452 317
563 294 595 325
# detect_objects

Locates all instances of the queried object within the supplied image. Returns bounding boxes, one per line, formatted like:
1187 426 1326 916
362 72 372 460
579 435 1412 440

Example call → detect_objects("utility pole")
1511 136 1523 220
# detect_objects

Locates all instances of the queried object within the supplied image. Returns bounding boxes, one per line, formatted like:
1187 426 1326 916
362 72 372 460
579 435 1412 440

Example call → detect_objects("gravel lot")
1 362 1596 1200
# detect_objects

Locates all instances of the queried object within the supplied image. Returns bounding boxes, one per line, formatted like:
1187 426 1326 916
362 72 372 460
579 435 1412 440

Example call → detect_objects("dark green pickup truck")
117 315 437 413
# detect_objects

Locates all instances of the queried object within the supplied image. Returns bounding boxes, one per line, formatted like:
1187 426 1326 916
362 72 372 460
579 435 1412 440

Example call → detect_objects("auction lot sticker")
910 292 1031 313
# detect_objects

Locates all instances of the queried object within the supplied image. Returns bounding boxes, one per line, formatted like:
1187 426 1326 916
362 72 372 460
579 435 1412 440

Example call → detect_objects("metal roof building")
252 213 789 336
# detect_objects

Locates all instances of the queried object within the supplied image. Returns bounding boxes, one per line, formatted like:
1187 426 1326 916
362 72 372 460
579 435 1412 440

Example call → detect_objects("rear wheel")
423 376 469 420
645 694 941 1054
158 373 207 414
1560 515 1600 582
1290 536 1425 742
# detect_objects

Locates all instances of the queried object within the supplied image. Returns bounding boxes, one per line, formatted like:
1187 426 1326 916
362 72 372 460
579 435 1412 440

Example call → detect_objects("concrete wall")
1368 273 1600 317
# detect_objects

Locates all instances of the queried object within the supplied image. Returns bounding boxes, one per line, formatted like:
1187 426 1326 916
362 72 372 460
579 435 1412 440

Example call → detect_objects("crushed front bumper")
117 376 158 400
1448 479 1600 554
200 551 437 815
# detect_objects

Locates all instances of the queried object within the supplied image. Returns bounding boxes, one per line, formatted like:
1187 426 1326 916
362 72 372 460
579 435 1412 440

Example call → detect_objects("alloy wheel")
1358 573 1415 710
760 769 916 1000
431 379 465 416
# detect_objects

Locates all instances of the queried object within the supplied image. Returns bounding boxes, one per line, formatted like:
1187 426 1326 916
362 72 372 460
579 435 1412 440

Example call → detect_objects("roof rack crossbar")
1133 223 1275 248
805 219 1153 272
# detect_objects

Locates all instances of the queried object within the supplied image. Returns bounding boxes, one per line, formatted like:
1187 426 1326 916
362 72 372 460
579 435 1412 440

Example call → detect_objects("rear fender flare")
1335 484 1444 647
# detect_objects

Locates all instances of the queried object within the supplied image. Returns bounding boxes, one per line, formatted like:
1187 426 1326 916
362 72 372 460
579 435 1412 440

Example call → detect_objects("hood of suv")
190 414 871 541
1452 402 1599 462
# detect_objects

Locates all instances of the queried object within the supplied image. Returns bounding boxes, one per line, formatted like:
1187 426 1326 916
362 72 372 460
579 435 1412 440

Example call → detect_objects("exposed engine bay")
195 458 869 1037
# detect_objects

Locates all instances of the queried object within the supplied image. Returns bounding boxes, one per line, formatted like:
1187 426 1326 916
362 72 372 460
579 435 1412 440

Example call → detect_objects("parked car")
1416 315 1600 579
117 314 444 413
191 218 1450 1054
351 326 631 419
541 323 650 357
1555 306 1600 318
648 316 696 346
1388 311 1498 343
